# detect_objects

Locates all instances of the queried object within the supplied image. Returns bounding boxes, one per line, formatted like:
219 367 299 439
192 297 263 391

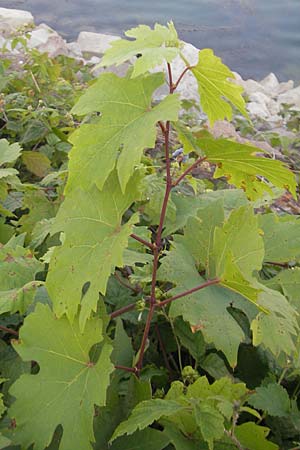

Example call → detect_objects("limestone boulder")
0 7 34 34
278 85 300 108
28 24 69 58
259 72 280 97
77 31 119 56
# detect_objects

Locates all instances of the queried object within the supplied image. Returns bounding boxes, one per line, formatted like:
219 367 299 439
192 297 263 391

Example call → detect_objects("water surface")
1 0 300 81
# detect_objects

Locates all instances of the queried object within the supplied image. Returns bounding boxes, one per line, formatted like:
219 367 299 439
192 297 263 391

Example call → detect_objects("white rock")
259 72 279 96
249 92 270 105
77 31 119 56
266 98 281 116
240 79 267 96
277 80 294 95
66 42 83 59
277 85 300 107
0 7 34 33
247 101 270 119
28 24 69 57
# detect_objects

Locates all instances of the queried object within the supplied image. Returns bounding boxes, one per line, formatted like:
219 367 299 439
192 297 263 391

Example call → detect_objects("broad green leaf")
21 151 51 177
190 49 248 125
248 383 290 417
194 403 224 450
174 318 206 364
181 198 224 273
160 423 199 450
198 137 296 200
157 243 247 366
258 214 300 263
46 169 142 326
18 189 57 243
0 139 22 165
100 22 179 77
70 72 180 192
110 428 170 450
212 206 264 279
0 339 30 403
235 423 278 450
0 390 11 449
265 268 300 306
111 399 185 442
0 239 43 314
9 303 114 450
251 288 298 356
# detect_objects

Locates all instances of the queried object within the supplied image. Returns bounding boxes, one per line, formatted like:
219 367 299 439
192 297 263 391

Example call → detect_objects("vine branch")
130 233 154 251
0 325 18 336
172 156 207 187
155 278 220 308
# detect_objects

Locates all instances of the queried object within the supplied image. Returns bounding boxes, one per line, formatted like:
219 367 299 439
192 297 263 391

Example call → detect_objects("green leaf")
110 428 170 450
265 268 300 305
235 423 278 450
111 399 185 442
258 214 300 263
190 49 248 125
248 383 290 417
194 403 224 450
18 189 57 242
70 72 180 192
198 137 296 200
158 243 247 366
0 239 43 314
22 151 51 177
160 423 199 450
0 139 22 165
46 169 142 326
251 288 298 356
100 22 179 78
9 303 114 450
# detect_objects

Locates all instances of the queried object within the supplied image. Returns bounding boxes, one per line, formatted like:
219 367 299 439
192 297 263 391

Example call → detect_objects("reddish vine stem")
135 121 172 371
172 156 208 187
130 233 154 251
110 303 137 319
114 61 203 373
155 278 220 309
114 364 138 374
114 271 141 293
173 66 191 91
158 121 166 135
0 325 18 336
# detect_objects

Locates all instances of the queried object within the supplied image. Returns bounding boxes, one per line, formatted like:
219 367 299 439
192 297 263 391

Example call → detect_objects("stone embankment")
1 6 300 126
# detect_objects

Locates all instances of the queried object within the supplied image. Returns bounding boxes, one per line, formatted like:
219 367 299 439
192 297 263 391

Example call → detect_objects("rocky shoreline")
1 6 300 127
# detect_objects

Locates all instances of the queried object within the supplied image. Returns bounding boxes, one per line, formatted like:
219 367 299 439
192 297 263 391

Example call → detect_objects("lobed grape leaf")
235 423 278 450
190 49 248 125
265 267 300 306
46 169 143 326
157 242 247 366
111 399 185 442
100 22 179 78
248 383 290 417
0 237 43 314
9 303 114 450
0 139 22 165
258 213 300 263
198 137 296 200
194 403 224 450
70 72 180 192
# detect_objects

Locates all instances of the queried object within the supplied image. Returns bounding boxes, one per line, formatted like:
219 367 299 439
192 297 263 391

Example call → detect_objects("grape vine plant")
1 21 300 450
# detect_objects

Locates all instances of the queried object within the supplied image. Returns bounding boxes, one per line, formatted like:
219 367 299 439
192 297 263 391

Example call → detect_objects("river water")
1 0 300 81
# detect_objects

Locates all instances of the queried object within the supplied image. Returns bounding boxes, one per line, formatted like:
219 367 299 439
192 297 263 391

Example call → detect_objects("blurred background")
1 0 300 81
